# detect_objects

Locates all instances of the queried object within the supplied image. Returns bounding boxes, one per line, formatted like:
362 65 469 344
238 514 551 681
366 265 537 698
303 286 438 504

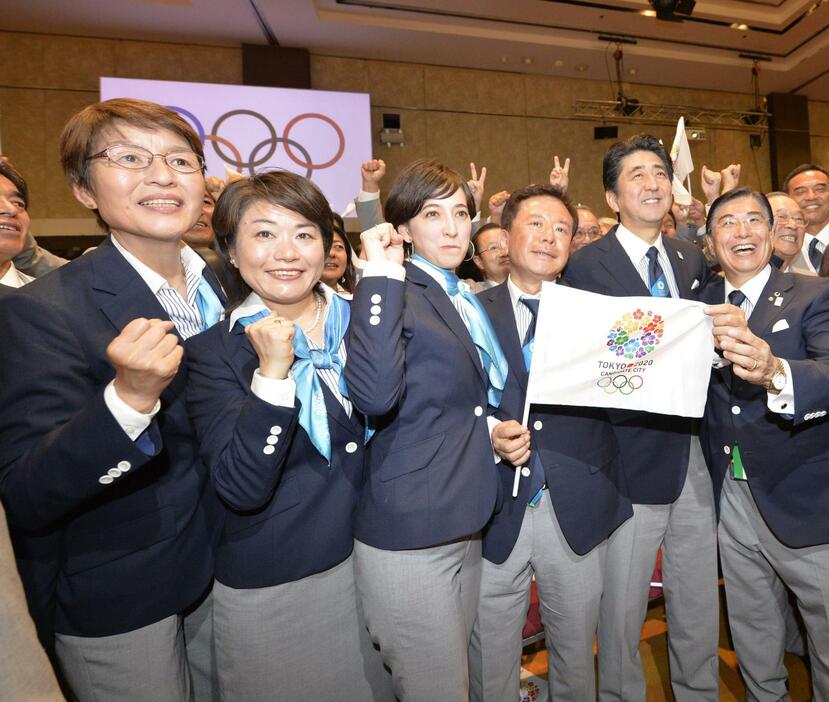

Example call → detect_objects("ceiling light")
640 10 657 17
554 59 565 67
500 55 509 63
627 67 638 76
730 23 749 30
575 64 589 72
523 57 533 65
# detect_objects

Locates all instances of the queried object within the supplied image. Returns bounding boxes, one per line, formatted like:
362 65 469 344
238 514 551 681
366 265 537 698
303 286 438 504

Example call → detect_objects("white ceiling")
3 0 829 100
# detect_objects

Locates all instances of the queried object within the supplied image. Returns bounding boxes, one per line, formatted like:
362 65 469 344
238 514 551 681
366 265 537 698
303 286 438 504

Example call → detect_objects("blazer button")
263 445 275 455
266 435 278 445
371 294 382 304
369 315 381 326
474 406 483 416
98 475 114 485
107 468 122 479
731 406 741 415
521 467 531 477
533 420 543 431
723 445 731 455
345 442 358 454
270 426 282 435
117 460 131 471
805 412 814 420
370 305 382 315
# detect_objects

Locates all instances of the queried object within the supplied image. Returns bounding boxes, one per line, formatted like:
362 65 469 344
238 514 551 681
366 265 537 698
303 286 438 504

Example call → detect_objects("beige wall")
2 29 826 233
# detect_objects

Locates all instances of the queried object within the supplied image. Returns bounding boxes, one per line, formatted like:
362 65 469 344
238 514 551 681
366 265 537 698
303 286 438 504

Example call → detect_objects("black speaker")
242 44 310 89
767 93 811 190
594 126 619 140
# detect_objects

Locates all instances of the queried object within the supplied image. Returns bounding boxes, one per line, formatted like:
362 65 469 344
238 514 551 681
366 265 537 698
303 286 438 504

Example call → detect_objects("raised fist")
245 313 296 380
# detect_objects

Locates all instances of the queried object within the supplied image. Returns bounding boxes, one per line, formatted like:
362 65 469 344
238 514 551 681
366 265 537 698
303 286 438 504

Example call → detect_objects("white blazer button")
731 406 741 415
345 442 358 454
266 435 278 445
521 467 531 477
370 305 382 315
371 293 382 304
263 445 275 455
98 475 114 485
117 460 131 471
724 445 731 455
369 315 381 326
107 468 122 479
474 406 483 416
821 411 827 417
270 426 282 435
533 420 543 431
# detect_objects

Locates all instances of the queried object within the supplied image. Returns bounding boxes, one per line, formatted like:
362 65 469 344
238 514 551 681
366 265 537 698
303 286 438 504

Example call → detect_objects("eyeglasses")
715 214 770 232
86 144 205 174
574 227 601 240
478 244 507 255
774 213 806 227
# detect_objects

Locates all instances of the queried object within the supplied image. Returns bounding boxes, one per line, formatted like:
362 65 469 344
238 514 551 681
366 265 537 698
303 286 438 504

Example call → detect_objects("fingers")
563 157 571 173
470 162 478 181
479 166 487 187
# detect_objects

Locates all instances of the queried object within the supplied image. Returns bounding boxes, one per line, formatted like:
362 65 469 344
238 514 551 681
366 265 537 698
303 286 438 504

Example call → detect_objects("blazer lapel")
748 268 795 337
598 230 651 296
406 262 487 385
664 239 693 297
484 283 528 387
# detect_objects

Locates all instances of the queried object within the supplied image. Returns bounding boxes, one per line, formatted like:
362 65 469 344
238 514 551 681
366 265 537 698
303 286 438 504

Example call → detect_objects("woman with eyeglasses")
0 98 224 702
184 171 391 701
344 158 508 701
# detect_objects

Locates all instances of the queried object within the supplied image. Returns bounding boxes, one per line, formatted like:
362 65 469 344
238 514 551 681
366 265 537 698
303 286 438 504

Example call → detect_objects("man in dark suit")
562 134 719 702
469 184 631 702
701 186 829 700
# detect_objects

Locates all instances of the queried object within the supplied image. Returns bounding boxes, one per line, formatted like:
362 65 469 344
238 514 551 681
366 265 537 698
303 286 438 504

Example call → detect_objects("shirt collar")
110 235 206 295
0 261 33 288
507 275 546 312
615 223 667 266
228 284 335 330
724 264 771 309
410 256 469 294
805 220 829 247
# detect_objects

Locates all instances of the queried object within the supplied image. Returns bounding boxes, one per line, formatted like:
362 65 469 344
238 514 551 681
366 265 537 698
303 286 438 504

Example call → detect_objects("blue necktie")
411 255 508 408
646 247 670 298
728 289 746 309
237 296 372 463
520 297 540 371
196 276 224 331
515 297 545 505
809 238 825 272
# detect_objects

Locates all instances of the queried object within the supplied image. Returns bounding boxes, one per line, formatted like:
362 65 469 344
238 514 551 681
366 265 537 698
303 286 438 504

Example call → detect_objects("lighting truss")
573 99 769 132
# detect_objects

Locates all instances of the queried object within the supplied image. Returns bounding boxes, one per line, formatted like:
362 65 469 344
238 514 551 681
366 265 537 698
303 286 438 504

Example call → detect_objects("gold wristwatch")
766 357 787 392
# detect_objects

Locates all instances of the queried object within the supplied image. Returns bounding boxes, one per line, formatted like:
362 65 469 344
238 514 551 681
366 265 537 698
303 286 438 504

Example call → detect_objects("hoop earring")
229 256 237 267
464 241 476 262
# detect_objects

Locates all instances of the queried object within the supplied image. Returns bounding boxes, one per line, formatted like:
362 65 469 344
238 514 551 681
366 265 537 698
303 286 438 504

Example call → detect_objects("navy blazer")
700 269 829 547
478 283 632 562
344 263 500 550
185 320 365 587
0 239 220 638
561 227 711 504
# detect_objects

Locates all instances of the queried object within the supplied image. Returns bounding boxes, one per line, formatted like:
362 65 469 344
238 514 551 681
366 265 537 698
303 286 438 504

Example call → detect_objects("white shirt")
0 261 34 288
615 224 680 297
104 238 211 441
722 265 794 416
801 220 829 273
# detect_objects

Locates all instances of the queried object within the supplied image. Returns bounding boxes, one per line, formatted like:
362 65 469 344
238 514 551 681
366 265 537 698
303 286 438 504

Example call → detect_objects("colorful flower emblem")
606 309 664 360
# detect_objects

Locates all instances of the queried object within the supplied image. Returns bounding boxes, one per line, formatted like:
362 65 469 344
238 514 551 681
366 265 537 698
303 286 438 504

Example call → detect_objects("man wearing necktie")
562 135 719 702
784 164 829 276
470 184 632 702
701 186 829 700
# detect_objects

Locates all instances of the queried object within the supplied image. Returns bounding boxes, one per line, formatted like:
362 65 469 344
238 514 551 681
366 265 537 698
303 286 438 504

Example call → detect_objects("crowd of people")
1 96 829 702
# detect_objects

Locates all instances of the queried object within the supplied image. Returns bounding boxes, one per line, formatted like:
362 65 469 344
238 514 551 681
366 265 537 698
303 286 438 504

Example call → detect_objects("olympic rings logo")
597 374 644 395
167 106 346 178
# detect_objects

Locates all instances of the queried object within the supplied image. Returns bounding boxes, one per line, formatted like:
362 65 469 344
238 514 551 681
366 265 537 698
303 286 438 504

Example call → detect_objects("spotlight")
617 96 643 117
648 0 695 20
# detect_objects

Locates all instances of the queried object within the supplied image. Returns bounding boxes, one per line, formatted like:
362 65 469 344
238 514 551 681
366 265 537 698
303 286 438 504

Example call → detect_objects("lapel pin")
677 251 685 260
774 296 784 307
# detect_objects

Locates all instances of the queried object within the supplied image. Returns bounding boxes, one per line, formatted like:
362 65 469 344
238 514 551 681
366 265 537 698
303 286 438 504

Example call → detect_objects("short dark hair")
782 163 829 193
0 160 28 209
707 186 773 231
501 184 578 236
384 159 476 230
212 170 334 309
59 98 204 229
603 134 673 194
472 222 502 248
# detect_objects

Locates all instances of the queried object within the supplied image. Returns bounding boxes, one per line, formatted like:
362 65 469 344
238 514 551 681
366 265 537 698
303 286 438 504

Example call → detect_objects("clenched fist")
491 419 531 466
245 313 296 380
361 222 406 266
360 159 387 193
108 318 183 413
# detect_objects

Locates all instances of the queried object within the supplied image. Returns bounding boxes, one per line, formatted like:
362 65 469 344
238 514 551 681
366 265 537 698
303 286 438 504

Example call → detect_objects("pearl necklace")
300 292 324 335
